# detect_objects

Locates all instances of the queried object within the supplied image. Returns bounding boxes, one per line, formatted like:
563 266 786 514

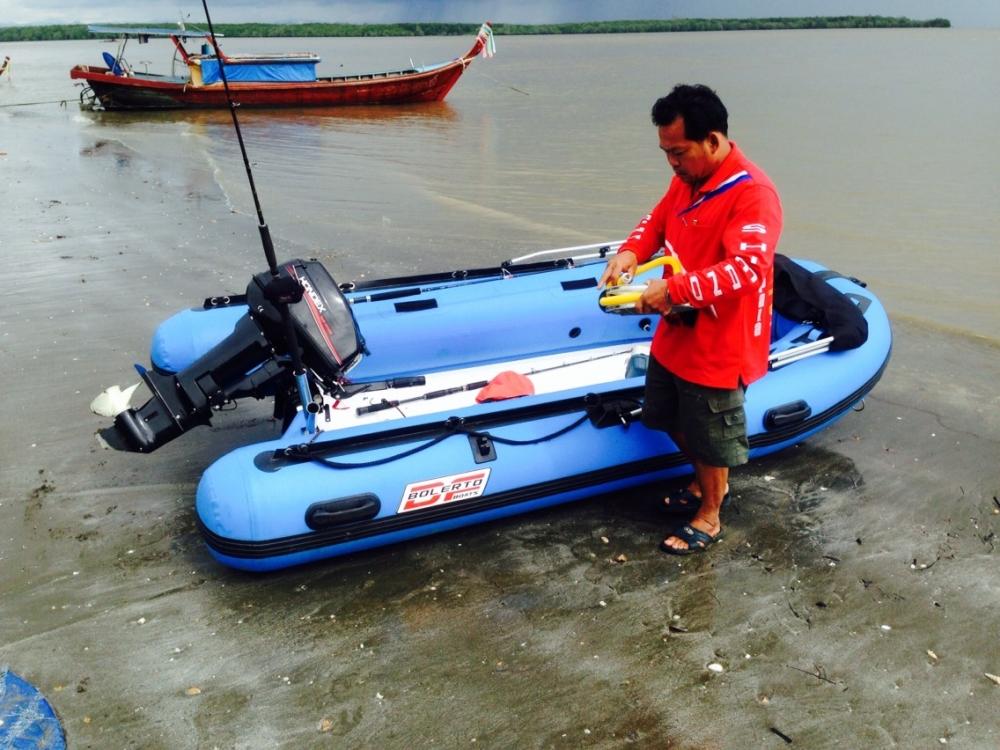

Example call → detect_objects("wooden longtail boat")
70 23 494 111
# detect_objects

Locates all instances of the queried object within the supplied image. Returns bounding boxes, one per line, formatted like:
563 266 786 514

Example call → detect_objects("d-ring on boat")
92 242 891 571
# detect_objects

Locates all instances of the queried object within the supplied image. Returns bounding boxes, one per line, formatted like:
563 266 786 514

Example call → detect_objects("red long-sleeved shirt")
619 143 782 388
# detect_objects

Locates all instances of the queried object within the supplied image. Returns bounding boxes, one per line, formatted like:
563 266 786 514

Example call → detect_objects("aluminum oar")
768 337 834 368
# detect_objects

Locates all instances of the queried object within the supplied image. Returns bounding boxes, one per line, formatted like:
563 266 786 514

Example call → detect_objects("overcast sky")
2 0 996 29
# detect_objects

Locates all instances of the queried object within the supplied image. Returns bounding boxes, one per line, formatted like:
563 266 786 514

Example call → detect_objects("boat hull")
197 366 885 572
71 45 477 110
146 257 891 571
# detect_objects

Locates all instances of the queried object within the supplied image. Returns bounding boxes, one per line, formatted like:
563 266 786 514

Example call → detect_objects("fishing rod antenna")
200 0 316 432
200 0 279 277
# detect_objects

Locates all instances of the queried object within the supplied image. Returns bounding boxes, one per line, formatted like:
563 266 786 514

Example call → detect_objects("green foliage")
0 16 951 43
0 24 91 42
491 16 952 34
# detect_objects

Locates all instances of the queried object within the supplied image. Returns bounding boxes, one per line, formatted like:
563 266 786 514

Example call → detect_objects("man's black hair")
651 84 728 140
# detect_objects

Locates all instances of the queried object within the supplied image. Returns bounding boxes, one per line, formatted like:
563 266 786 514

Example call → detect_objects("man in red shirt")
600 84 782 554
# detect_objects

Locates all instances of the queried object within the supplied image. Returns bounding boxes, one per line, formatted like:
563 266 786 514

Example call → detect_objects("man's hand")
634 278 671 315
598 250 637 288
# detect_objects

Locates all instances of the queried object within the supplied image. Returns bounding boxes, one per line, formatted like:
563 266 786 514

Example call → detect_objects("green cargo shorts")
641 355 749 468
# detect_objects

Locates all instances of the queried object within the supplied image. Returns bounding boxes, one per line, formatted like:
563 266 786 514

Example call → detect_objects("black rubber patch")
394 299 438 312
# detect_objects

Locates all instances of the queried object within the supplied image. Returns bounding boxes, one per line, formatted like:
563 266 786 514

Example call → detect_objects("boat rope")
301 429 453 470
0 99 70 108
465 413 589 446
292 412 591 470
473 69 530 96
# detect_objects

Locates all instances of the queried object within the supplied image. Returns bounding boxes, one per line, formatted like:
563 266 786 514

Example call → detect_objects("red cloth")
618 142 783 388
475 371 535 403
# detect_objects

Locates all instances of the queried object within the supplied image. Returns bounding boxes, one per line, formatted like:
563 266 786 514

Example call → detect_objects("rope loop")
299 410 592 470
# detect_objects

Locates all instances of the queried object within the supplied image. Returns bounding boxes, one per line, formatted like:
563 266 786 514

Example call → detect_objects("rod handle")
388 376 426 388
356 400 397 416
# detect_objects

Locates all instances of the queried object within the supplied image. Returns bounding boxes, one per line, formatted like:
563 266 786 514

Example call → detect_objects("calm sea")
2 29 998 342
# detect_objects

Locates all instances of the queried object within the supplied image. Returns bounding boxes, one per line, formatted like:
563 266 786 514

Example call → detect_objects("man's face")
658 116 722 189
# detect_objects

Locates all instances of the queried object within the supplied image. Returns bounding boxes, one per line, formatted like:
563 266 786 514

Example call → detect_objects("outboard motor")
104 260 366 452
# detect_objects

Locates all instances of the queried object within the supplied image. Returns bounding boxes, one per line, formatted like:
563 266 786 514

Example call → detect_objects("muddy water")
1 29 999 748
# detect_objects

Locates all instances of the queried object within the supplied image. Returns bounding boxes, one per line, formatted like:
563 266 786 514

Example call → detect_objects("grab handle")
764 400 812 429
305 494 381 529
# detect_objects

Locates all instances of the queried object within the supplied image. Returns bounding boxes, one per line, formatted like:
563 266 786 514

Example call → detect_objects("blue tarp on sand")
0 667 66 749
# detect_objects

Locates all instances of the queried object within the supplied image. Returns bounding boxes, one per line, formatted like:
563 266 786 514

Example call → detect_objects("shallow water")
2 29 999 337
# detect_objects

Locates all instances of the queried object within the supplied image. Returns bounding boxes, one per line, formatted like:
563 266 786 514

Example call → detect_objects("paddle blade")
90 382 141 418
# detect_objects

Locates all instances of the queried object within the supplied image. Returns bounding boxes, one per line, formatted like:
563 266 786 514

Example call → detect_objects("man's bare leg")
662 432 703 508
662 459 727 552
662 432 727 509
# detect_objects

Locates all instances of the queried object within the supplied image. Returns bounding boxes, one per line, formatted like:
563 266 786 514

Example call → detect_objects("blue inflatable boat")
92 245 890 571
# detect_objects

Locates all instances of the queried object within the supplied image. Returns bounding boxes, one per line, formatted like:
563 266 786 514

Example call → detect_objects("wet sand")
4 64 1000 750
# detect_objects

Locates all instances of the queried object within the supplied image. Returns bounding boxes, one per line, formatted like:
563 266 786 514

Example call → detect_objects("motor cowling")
247 259 366 386
104 259 365 453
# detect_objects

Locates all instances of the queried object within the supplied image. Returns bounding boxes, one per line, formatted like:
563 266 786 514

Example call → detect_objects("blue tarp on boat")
199 59 317 84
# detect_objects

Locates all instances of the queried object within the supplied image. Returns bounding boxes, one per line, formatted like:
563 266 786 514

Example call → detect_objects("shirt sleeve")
667 184 782 307
618 190 672 264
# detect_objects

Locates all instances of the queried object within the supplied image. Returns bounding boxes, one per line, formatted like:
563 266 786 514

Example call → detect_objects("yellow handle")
602 255 684 309
636 255 683 277
612 255 684 287
597 255 684 307
599 292 641 307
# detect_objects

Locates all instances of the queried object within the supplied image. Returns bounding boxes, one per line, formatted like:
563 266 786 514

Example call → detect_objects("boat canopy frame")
88 25 224 68
87 25 224 41
87 24 321 80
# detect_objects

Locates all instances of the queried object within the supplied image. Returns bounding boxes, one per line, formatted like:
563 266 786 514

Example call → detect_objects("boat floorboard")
321 343 650 432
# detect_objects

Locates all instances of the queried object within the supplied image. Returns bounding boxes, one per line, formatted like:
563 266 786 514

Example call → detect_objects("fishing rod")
346 258 587 305
200 0 318 433
347 274 512 305
356 348 637 415
343 240 630 304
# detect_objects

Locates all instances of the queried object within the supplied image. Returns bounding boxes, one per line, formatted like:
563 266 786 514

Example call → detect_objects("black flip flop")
660 524 724 556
